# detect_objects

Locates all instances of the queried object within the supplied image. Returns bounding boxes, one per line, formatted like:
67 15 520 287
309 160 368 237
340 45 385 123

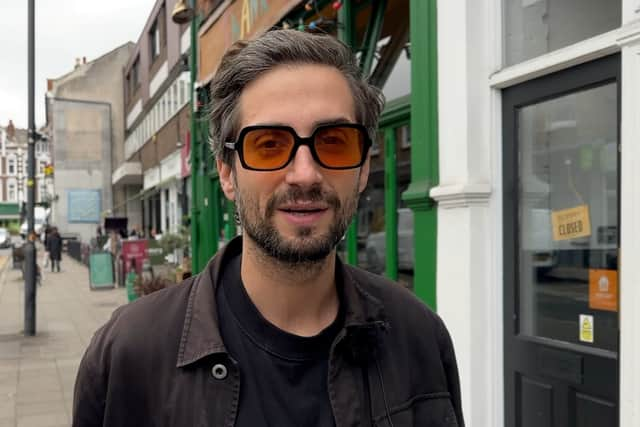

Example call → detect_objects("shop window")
503 0 620 66
517 82 618 351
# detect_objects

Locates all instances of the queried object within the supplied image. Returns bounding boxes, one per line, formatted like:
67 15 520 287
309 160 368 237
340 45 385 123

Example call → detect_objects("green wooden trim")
360 0 387 76
380 96 410 128
403 0 438 309
338 0 359 266
384 126 398 280
338 0 355 47
0 203 20 216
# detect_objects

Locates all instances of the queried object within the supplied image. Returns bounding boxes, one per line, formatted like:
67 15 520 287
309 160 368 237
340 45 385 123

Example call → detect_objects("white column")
433 1 503 426
618 28 640 427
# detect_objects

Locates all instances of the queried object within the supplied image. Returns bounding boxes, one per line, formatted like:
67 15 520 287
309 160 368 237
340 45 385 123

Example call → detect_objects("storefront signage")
89 252 114 289
121 240 149 275
579 314 594 344
588 269 618 312
551 205 591 241
198 0 300 84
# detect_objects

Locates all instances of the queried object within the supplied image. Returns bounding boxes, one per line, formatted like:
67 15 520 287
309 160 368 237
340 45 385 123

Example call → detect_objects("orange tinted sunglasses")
224 124 371 171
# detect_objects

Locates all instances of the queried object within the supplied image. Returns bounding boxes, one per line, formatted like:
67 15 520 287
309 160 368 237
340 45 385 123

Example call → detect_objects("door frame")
502 53 621 427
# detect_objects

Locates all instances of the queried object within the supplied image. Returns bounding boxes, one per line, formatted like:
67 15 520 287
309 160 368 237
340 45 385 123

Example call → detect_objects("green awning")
0 203 20 219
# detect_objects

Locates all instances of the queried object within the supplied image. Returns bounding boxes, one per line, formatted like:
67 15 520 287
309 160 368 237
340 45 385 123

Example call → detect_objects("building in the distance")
119 0 192 239
45 44 133 243
0 120 52 227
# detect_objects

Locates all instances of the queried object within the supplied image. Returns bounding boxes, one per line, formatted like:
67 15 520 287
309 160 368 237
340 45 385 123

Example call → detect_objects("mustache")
265 185 341 217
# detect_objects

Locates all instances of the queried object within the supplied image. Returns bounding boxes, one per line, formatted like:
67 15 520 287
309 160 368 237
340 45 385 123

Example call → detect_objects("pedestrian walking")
73 30 464 427
42 225 51 268
48 227 62 273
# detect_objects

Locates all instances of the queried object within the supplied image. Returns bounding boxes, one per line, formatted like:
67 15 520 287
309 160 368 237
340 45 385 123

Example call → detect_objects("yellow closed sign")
551 205 591 241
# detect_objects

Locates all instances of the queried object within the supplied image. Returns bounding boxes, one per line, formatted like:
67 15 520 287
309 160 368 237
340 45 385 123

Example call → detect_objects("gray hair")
209 29 385 165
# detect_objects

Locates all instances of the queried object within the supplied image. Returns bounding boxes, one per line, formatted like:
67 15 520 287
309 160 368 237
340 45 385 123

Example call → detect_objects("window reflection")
504 0 620 66
518 83 618 351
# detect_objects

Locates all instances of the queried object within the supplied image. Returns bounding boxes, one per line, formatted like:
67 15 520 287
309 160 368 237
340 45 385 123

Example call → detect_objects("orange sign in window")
588 269 618 312
551 205 592 241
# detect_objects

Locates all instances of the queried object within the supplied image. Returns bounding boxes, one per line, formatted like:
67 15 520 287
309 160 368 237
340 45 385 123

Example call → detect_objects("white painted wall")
619 29 640 427
434 1 501 426
437 1 640 426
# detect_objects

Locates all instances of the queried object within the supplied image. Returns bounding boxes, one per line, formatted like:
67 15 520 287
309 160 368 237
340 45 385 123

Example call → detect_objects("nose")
284 145 323 187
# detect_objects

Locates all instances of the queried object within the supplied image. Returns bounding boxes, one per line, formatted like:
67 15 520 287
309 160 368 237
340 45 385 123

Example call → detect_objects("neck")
240 235 340 337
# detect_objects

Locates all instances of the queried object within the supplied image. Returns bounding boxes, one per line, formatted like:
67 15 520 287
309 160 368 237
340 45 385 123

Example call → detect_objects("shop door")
503 54 620 427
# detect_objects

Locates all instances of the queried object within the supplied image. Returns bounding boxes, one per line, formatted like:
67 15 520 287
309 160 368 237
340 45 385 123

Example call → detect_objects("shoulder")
345 265 451 349
82 276 197 370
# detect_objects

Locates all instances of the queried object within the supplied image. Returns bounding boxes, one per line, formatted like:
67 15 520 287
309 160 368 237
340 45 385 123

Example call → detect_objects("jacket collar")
176 236 386 367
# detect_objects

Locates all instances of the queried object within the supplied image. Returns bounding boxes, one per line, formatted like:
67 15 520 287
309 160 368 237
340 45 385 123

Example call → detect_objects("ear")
358 155 370 193
217 158 236 201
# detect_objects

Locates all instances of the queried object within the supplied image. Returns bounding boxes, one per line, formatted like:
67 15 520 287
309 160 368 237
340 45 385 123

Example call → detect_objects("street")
0 246 126 427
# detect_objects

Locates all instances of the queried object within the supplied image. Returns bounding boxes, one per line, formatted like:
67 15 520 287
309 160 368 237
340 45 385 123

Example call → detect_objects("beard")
234 182 359 265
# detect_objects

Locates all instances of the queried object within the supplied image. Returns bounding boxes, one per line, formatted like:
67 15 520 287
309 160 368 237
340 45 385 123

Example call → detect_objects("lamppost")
24 0 37 335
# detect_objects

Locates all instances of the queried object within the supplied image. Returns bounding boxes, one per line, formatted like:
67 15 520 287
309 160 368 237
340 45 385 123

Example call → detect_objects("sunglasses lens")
243 128 295 170
314 126 365 168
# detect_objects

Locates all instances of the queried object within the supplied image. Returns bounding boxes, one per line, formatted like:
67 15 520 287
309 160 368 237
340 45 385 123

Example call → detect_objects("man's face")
217 64 370 264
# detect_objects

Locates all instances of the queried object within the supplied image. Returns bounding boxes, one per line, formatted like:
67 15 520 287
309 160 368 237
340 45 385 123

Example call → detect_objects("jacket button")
211 363 228 380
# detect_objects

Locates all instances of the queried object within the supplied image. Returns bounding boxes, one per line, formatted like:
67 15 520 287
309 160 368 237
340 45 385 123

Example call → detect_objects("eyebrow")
252 117 354 129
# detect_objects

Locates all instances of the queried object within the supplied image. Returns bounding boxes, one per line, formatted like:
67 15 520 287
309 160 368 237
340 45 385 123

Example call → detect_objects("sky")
0 0 157 129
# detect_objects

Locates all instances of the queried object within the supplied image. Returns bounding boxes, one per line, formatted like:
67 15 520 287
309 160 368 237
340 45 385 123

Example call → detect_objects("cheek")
236 173 282 208
328 173 362 199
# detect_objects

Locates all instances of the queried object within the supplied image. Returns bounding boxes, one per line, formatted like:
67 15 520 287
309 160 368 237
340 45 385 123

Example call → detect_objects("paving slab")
0 249 127 426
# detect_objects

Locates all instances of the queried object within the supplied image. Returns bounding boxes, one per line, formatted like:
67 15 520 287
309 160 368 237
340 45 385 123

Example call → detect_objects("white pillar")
433 1 503 426
618 26 640 427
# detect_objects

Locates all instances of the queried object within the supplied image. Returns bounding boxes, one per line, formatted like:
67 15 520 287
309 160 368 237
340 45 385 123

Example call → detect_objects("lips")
276 202 330 226
278 203 328 215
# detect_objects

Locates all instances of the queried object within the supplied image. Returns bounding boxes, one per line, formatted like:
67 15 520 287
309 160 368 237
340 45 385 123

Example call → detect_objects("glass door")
503 54 620 427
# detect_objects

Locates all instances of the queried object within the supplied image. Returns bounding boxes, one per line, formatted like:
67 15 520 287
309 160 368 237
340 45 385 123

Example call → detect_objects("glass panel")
504 0 620 66
518 83 618 352
396 124 413 289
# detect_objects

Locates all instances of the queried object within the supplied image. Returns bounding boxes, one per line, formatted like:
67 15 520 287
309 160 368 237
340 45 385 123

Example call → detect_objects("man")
73 30 464 427
47 226 62 273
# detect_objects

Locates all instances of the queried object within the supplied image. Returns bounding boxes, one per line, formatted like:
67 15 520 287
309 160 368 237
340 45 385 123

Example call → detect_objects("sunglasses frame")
224 123 372 171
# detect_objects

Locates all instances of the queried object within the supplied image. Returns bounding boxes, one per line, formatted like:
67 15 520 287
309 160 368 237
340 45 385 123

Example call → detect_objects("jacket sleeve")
72 350 106 426
437 317 465 427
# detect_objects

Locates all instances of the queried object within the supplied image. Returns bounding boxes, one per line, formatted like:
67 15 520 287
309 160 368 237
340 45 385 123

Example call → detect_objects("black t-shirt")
217 255 343 427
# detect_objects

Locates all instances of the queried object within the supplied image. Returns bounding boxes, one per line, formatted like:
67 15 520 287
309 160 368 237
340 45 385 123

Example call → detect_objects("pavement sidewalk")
0 250 127 427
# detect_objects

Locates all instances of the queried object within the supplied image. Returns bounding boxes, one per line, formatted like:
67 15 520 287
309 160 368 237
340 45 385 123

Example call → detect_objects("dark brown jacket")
73 238 464 427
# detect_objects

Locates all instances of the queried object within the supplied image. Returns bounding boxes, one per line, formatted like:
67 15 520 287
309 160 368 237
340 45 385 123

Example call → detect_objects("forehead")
238 64 356 132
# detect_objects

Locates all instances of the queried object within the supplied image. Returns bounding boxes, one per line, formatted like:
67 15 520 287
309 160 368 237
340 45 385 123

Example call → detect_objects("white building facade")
435 1 638 426
0 122 53 207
